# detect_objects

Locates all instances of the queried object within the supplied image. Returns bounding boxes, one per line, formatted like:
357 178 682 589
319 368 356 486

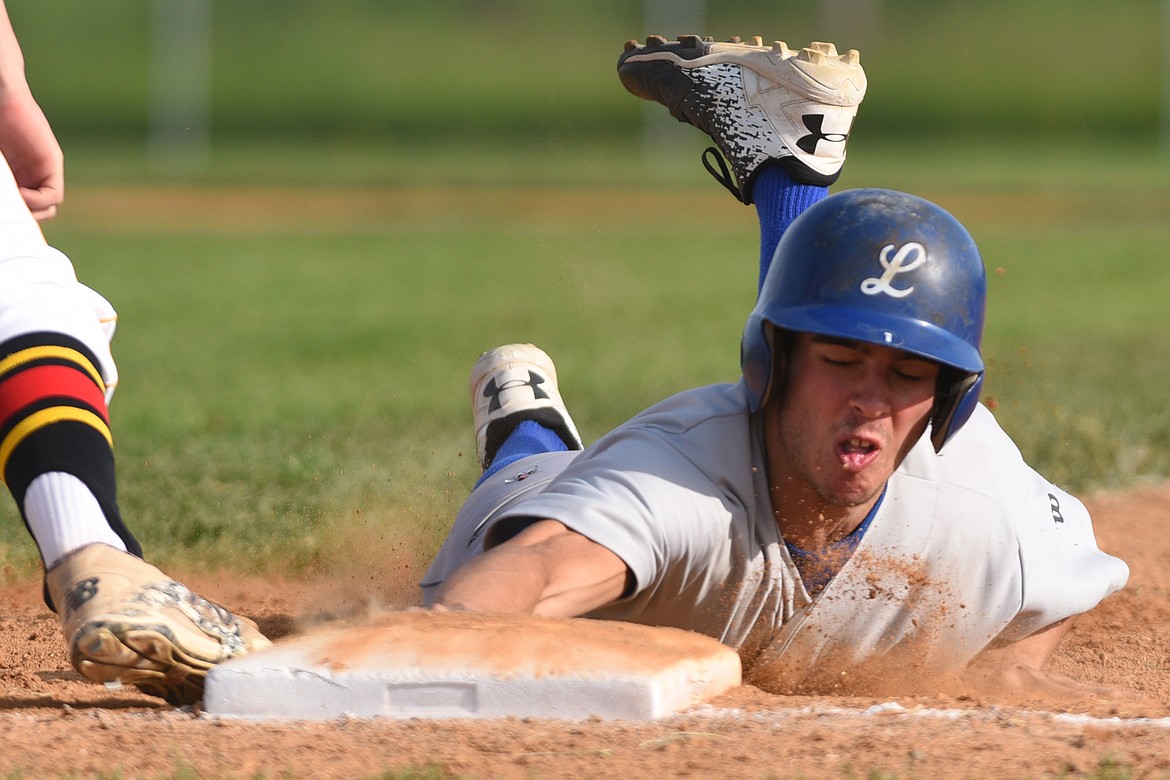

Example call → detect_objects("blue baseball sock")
752 164 828 295
475 418 569 489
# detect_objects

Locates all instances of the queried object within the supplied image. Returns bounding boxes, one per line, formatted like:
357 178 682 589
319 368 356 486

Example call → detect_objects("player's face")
767 333 939 515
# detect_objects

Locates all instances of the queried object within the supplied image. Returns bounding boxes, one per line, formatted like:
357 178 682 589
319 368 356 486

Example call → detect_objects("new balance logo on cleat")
64 576 99 614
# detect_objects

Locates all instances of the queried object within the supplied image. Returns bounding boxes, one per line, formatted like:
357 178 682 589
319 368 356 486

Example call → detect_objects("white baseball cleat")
618 34 867 202
46 543 271 705
470 343 583 470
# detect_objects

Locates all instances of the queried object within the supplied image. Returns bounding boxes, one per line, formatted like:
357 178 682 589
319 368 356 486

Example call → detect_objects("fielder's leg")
0 155 269 706
0 152 138 568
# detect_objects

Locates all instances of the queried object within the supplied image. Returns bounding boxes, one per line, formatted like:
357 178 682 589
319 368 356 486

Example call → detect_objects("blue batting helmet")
741 188 986 452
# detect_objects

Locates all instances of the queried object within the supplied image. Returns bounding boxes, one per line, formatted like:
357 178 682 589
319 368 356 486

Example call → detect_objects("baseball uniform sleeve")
941 405 1130 643
903 403 1129 647
493 424 747 600
999 477 1129 642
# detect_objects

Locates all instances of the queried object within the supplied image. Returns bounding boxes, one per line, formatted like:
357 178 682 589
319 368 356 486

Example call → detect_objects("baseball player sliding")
421 35 1130 696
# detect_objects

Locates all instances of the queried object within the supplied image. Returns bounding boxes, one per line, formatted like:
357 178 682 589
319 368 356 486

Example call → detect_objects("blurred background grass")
9 0 1162 155
0 0 1166 584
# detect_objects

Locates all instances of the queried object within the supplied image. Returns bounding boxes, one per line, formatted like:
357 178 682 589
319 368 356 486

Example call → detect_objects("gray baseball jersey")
422 381 1128 684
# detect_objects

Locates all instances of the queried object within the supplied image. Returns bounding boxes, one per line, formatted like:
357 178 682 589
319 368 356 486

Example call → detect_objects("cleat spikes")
728 35 742 44
624 39 639 52
646 34 668 46
807 41 839 56
750 36 763 46
46 543 271 706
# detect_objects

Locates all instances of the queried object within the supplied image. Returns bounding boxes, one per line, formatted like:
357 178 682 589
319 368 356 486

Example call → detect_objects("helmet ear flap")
741 317 772 412
930 370 983 452
767 327 791 409
742 321 788 412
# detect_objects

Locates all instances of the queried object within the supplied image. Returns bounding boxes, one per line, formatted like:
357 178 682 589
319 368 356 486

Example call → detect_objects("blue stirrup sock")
752 164 828 294
474 419 569 489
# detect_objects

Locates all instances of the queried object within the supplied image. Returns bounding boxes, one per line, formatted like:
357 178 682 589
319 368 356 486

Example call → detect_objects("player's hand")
0 83 64 221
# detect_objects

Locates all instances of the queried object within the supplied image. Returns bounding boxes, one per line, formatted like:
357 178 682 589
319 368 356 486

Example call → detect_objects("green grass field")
0 138 1165 584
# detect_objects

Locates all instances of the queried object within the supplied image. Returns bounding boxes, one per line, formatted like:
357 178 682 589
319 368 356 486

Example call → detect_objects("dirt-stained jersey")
421 382 1128 684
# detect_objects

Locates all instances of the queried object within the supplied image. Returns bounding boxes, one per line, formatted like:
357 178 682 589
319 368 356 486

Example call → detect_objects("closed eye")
817 345 864 366
893 363 937 382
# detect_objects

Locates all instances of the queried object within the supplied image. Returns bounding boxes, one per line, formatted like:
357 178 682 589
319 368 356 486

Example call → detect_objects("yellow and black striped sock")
0 332 141 558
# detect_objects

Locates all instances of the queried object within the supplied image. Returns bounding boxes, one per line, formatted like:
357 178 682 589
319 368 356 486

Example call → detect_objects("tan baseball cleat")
45 543 271 706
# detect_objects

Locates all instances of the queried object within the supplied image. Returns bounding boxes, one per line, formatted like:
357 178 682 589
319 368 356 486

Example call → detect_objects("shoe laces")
701 147 745 204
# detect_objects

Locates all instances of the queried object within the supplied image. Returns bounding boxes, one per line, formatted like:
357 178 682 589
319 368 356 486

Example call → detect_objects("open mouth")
838 437 879 471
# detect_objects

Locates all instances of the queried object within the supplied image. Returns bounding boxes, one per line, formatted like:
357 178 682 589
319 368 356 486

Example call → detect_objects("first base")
203 611 740 721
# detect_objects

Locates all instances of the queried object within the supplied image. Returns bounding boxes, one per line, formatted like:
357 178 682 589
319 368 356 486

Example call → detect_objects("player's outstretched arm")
0 0 64 221
965 617 1140 700
430 519 631 617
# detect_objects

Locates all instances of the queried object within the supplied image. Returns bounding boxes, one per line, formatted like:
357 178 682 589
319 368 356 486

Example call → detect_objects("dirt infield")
1 483 1168 779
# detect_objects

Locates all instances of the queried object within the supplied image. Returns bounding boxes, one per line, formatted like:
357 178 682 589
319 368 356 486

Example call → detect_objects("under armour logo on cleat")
482 371 550 412
795 114 850 156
